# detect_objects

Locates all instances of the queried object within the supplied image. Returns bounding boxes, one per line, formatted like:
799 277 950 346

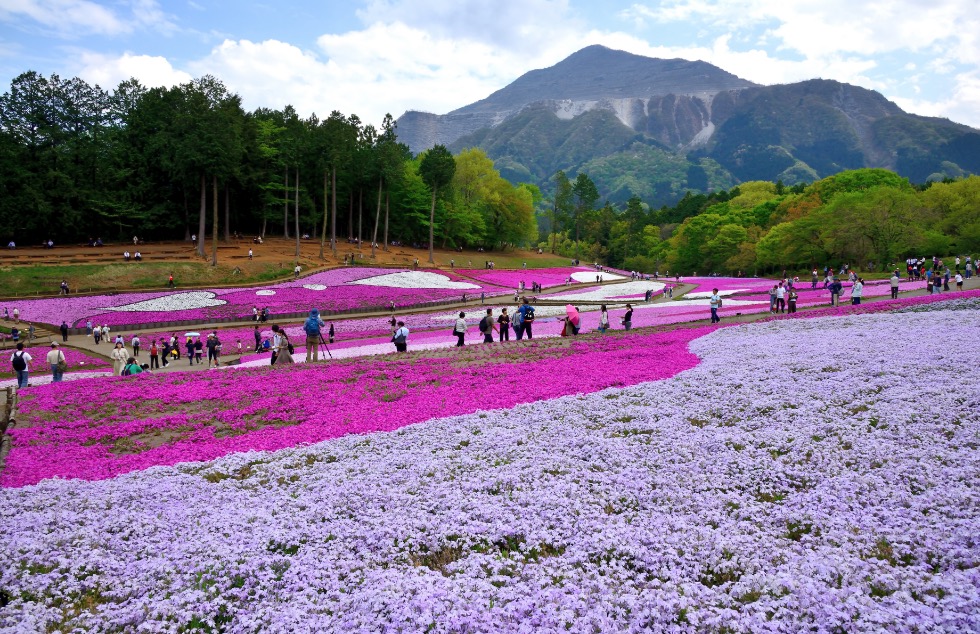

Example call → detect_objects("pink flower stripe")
2 326 713 487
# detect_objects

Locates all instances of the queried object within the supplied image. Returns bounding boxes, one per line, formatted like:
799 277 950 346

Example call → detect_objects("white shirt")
11 350 31 365
454 317 467 333
776 287 786 299
395 326 409 340
46 349 65 365
709 293 721 308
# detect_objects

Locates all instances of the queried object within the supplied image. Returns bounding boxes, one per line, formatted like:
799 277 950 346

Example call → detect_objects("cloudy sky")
1 0 978 128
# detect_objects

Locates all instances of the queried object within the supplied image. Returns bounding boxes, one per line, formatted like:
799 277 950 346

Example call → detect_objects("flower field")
1 300 978 632
8 268 506 329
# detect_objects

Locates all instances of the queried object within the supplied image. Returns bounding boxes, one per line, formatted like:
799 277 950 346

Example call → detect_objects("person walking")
254 325 262 352
294 264 301 279
248 248 253 260
93 326 102 345
60 321 69 342
206 333 220 368
303 308 325 363
10 342 31 388
497 308 510 341
890 271 901 299
622 304 633 331
110 341 129 376
272 325 294 365
46 342 66 383
194 338 204 364
131 334 141 358
392 321 409 352
518 298 535 339
851 278 864 305
479 308 497 343
185 337 195 366
85 320 93 336
453 312 467 347
709 289 721 323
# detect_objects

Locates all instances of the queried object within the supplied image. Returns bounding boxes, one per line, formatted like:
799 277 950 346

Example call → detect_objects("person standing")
709 289 721 324
775 283 786 313
328 323 335 344
185 337 195 366
60 321 69 342
194 338 204 364
811 269 819 289
131 334 141 358
598 305 610 333
890 271 901 299
13 307 19 323
851 278 864 305
205 334 219 368
955 272 964 290
149 340 159 370
93 326 102 345
248 248 253 260
518 298 535 339
272 325 293 365
479 308 497 343
60 280 69 295
10 343 31 388
453 312 467 347
497 308 510 341
253 325 262 352
303 308 325 363
110 341 129 376
294 264 301 279
788 289 798 313
46 342 66 382
829 278 842 306
168 274 175 289
622 304 633 331
85 320 93 336
512 303 524 340
392 321 409 352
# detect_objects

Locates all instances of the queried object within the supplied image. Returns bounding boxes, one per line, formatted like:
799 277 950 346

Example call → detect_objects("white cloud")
75 51 192 89
892 69 980 128
0 0 176 36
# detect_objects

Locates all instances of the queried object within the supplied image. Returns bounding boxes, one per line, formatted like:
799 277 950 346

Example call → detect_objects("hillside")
397 46 980 204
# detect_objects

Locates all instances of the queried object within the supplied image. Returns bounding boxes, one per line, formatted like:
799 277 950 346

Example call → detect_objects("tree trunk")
294 167 300 258
198 173 206 257
371 176 382 258
347 191 353 242
428 187 437 264
357 188 363 250
211 174 218 266
319 170 328 260
383 191 389 251
283 167 289 239
330 167 337 256
224 184 230 241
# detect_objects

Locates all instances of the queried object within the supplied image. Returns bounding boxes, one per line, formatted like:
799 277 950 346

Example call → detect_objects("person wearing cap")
709 289 721 323
46 342 67 382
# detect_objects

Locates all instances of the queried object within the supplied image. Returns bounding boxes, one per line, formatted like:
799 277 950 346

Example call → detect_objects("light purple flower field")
1 305 978 632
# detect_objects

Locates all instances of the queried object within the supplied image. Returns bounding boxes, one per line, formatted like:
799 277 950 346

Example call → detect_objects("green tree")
418 144 456 263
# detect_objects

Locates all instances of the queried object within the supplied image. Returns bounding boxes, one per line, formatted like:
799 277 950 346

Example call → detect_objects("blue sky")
1 0 978 128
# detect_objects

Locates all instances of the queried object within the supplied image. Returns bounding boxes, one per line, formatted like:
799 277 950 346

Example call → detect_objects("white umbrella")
184 332 200 338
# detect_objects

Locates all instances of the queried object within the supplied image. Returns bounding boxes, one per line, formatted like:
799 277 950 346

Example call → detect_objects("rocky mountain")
396 45 980 206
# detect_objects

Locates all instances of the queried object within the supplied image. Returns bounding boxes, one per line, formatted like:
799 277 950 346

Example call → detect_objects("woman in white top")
598 305 610 333
453 312 467 347
110 341 129 376
46 342 66 382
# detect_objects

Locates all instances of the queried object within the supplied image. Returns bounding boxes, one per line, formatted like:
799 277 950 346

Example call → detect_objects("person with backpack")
511 303 524 340
392 321 409 352
303 308 325 363
60 321 69 342
131 334 141 357
46 341 66 382
479 308 497 343
206 333 221 368
10 342 31 388
121 357 142 376
518 298 535 339
149 340 160 370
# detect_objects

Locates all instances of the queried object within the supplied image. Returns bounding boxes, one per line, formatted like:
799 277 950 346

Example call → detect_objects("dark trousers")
523 322 533 339
455 332 465 347
890 287 898 299
133 345 139 357
776 298 785 312
710 307 719 323
150 354 159 369
483 333 493 343
499 326 509 341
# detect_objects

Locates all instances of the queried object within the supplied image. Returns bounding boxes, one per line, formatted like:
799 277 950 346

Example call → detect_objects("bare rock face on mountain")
397 45 980 206
397 45 757 154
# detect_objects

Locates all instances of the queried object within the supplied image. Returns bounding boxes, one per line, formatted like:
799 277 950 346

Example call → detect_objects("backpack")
121 365 133 376
304 318 321 336
11 352 26 371
479 316 490 334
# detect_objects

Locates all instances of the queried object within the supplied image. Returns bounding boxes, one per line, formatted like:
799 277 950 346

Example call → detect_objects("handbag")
56 353 68 373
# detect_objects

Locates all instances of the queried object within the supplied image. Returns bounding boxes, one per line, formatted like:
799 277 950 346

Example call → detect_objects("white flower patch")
256 290 276 296
302 284 327 291
554 281 665 303
349 271 480 290
643 298 765 309
103 292 226 313
683 289 747 299
570 271 626 283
